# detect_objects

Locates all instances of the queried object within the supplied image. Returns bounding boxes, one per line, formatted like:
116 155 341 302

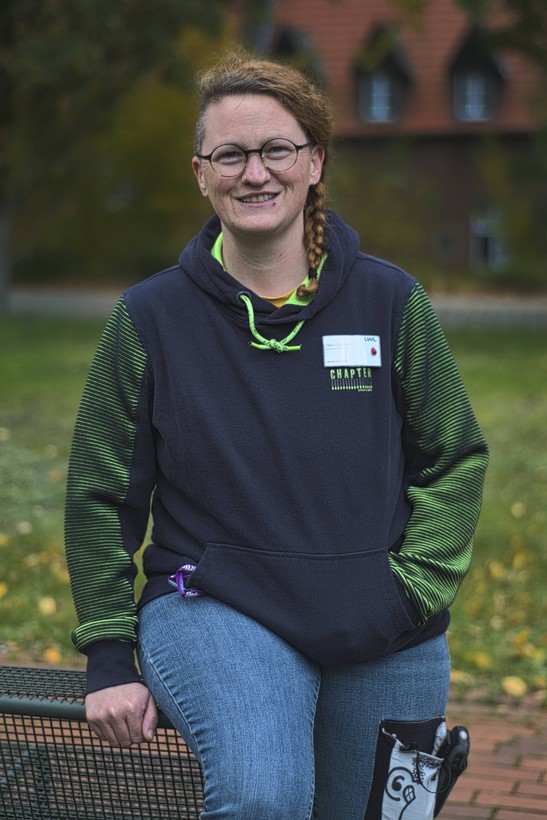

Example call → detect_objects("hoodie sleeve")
64 297 156 691
388 283 488 623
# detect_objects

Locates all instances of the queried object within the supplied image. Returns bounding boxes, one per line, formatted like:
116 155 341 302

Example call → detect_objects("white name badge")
322 335 381 367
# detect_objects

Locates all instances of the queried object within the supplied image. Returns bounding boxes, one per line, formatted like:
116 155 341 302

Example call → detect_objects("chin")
233 214 285 235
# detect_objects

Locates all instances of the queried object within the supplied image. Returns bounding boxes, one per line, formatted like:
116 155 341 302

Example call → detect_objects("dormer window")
356 26 412 124
454 71 492 121
359 70 399 122
272 27 325 84
450 27 505 122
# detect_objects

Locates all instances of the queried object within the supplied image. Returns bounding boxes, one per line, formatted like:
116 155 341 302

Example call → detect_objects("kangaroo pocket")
189 543 418 666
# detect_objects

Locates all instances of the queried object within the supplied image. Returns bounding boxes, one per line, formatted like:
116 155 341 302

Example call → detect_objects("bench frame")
0 665 203 819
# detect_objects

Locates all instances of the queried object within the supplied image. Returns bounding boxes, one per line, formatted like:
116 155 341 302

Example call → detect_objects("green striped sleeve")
65 298 153 652
389 283 488 622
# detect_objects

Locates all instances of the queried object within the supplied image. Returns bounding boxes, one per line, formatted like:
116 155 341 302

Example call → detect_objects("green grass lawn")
0 316 546 705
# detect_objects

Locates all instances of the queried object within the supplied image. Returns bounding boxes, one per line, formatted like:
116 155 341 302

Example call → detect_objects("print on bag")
364 717 470 819
382 739 442 818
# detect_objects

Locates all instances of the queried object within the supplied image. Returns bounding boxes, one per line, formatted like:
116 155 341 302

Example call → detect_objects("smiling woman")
192 93 325 297
64 50 488 819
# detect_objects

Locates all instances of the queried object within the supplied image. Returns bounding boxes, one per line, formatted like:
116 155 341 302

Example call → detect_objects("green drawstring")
238 292 304 353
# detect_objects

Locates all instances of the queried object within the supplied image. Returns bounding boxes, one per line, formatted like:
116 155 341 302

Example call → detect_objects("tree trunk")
0 203 12 317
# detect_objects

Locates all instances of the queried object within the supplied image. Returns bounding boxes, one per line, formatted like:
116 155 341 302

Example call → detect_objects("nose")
243 152 270 184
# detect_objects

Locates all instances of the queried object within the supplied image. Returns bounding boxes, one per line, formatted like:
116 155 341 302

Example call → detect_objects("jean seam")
307 671 321 820
138 628 204 764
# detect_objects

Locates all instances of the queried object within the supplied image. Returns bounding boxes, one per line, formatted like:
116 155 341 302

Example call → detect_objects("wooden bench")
0 665 203 818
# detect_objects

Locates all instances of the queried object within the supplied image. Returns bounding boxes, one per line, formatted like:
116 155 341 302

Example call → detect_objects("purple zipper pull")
168 564 205 597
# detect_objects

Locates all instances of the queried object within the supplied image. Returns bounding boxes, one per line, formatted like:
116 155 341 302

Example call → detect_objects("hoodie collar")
177 210 360 328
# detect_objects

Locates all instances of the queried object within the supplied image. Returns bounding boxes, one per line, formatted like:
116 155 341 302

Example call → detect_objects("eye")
212 146 245 166
262 140 294 160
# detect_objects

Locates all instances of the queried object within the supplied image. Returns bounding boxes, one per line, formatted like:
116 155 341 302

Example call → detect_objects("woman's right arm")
65 298 156 697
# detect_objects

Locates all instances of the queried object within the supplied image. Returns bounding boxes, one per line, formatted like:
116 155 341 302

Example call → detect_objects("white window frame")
470 207 507 269
454 70 495 122
358 70 398 123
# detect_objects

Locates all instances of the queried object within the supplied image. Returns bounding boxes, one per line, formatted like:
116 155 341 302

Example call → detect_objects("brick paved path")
442 701 547 818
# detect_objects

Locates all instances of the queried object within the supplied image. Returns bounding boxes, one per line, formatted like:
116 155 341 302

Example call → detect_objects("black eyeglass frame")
195 138 314 177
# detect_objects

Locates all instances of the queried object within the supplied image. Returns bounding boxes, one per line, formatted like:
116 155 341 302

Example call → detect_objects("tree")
389 0 547 73
0 0 228 315
20 56 215 286
459 0 547 70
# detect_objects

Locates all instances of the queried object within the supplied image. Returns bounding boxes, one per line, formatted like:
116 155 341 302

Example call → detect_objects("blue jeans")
138 593 450 820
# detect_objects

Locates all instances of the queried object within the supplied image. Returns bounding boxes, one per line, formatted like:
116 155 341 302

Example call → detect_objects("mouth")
237 192 278 204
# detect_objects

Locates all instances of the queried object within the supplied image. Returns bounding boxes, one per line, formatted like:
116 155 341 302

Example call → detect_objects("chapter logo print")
328 366 373 392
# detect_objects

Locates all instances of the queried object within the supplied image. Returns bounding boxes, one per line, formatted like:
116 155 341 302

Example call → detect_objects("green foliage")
330 138 436 274
381 0 430 19
488 0 547 71
3 0 227 189
354 24 403 73
0 0 230 308
387 0 547 73
13 77 212 284
471 136 547 289
329 132 547 293
456 0 491 20
0 317 546 704
445 327 547 703
9 22 233 284
0 318 103 664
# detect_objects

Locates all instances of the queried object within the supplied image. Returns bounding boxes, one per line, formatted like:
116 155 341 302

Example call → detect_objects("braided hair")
194 50 333 295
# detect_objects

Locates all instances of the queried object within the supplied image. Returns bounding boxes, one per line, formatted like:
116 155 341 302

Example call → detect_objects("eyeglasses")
196 138 314 177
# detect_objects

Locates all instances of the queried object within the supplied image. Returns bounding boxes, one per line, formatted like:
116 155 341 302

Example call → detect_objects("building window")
470 207 507 269
454 70 496 121
355 25 412 124
358 70 399 122
450 26 505 123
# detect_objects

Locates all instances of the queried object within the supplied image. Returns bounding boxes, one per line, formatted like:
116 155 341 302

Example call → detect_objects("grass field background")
1 316 546 705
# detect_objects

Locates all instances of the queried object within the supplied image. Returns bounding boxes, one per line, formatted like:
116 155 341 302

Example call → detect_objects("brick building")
254 0 544 281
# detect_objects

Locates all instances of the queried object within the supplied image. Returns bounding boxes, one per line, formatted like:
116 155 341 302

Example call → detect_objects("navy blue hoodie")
65 211 488 693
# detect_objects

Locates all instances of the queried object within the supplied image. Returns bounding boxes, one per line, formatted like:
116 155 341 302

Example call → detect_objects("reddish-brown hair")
195 51 333 294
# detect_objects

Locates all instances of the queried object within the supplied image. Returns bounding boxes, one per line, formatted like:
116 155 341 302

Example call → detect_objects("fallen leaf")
512 629 531 646
468 651 493 670
488 560 505 580
502 675 528 698
43 647 62 664
512 552 528 570
38 597 57 616
450 669 473 685
511 502 526 519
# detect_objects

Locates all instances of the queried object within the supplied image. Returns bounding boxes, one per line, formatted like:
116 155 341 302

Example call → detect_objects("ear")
192 157 208 197
310 145 325 186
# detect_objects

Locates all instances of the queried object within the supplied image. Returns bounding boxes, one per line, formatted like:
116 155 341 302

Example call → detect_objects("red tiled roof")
275 0 539 135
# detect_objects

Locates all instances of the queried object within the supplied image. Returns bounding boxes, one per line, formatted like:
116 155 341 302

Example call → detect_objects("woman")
65 51 488 819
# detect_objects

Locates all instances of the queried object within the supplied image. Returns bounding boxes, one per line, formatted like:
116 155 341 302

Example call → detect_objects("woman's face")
192 94 324 244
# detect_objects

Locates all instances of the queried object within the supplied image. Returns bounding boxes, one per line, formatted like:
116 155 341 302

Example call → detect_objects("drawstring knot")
238 292 304 353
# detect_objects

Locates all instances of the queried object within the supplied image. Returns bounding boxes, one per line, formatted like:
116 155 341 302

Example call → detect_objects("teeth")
240 194 275 203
